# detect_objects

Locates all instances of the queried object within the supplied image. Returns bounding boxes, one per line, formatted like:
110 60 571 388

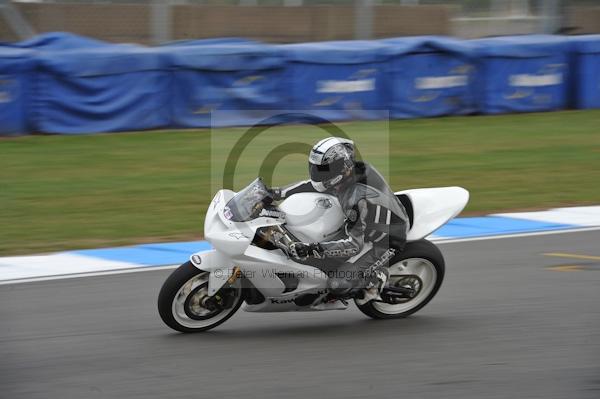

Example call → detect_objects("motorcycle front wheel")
158 261 244 333
356 239 445 319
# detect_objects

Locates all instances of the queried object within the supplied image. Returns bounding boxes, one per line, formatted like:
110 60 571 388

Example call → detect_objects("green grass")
1 110 599 256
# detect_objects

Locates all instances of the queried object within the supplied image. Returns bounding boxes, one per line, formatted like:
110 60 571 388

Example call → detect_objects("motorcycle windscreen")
224 178 271 222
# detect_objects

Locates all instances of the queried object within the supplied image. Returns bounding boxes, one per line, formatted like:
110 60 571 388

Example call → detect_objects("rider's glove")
289 242 325 260
266 187 282 201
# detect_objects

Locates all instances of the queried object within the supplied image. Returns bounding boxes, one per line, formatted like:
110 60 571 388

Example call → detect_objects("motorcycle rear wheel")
356 239 445 319
158 261 243 333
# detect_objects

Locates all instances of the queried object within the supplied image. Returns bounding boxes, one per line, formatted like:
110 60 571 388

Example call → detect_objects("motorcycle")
158 178 469 332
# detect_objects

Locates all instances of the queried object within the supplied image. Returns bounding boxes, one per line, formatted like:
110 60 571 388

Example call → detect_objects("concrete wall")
374 5 454 38
174 5 453 42
0 3 452 44
452 16 541 39
568 7 600 34
16 3 151 44
0 18 18 42
173 5 323 43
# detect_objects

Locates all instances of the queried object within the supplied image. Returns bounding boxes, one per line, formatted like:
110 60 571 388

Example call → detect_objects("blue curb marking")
72 241 212 266
70 216 577 267
138 241 212 254
433 216 574 239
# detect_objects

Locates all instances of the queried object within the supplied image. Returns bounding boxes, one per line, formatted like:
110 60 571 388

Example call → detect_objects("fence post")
355 0 374 40
150 0 172 45
0 0 35 40
540 0 560 34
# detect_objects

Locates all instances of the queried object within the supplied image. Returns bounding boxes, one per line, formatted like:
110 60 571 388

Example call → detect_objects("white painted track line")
493 206 600 227
434 226 600 244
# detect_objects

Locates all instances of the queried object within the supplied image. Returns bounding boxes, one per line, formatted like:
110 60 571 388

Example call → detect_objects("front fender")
189 250 234 296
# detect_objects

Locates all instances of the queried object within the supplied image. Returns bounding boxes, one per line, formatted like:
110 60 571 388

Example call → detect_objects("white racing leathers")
270 162 409 296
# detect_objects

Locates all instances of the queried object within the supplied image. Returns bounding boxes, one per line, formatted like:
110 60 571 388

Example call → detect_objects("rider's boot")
354 265 389 306
311 296 348 310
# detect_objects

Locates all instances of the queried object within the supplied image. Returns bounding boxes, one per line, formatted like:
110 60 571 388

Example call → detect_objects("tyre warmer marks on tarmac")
1 206 599 282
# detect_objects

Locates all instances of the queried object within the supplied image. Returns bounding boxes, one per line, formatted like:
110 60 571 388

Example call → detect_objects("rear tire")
356 239 445 319
158 261 243 333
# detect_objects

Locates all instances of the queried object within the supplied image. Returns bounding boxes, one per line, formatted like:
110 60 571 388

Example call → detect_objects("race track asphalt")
1 231 599 399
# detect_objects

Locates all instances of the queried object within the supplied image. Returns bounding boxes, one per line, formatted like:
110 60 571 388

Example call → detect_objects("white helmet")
308 137 355 192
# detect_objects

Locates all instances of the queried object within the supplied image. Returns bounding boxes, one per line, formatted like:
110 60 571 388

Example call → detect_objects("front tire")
356 239 445 319
158 261 243 333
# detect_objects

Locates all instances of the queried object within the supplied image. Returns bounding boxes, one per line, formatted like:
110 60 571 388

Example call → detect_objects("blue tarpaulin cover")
0 32 591 135
32 41 169 134
161 37 258 47
383 35 474 56
9 31 108 50
470 35 570 114
161 43 286 127
0 47 35 135
280 41 390 121
382 36 476 118
569 35 600 109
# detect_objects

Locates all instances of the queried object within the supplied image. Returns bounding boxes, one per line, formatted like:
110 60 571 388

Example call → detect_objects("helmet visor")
309 158 346 183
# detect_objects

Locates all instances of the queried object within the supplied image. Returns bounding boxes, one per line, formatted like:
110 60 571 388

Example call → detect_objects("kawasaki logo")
270 298 295 304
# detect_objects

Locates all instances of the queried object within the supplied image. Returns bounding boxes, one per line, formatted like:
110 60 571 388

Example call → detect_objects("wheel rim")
372 257 438 315
171 272 242 329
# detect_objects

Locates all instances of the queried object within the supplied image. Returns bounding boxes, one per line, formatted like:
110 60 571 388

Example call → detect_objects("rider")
266 137 409 304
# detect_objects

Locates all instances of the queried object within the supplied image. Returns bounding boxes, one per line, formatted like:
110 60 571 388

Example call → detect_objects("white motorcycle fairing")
190 186 468 312
396 186 469 241
190 189 341 312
